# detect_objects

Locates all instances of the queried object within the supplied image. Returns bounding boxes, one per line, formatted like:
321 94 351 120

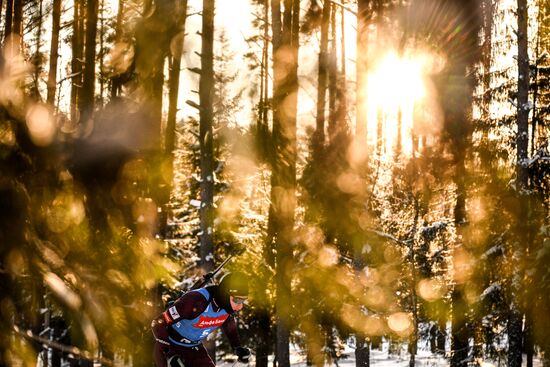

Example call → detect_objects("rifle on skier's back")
190 243 246 289
190 254 234 290
163 245 245 307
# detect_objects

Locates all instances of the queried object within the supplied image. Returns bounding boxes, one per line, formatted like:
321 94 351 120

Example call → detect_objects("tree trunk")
266 0 282 268
80 0 98 125
0 187 29 367
265 0 285 276
327 4 337 140
199 0 215 271
199 0 216 361
530 1 544 154
481 0 493 124
451 288 469 367
0 0 4 39
508 0 529 366
339 1 346 122
355 338 370 367
353 9 374 366
437 314 446 354
47 0 61 105
353 197 369 367
110 0 124 97
427 1 481 366
356 0 369 141
134 0 173 149
256 0 270 161
270 0 299 366
408 197 420 367
31 0 44 99
452 162 469 367
255 307 271 367
71 0 83 123
525 315 534 367
475 3 493 359
12 0 21 36
376 108 383 156
4 0 13 40
256 3 272 366
99 0 105 103
262 0 270 131
516 0 529 177
315 0 330 147
158 0 188 236
257 0 273 361
5 0 21 52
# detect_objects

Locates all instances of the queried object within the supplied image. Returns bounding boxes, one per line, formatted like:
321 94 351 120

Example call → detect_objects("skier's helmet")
219 272 249 299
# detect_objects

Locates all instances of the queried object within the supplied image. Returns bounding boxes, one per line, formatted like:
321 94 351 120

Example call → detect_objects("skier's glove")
235 347 251 363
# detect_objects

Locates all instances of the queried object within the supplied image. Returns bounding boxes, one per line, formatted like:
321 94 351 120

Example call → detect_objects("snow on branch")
420 221 448 238
364 227 409 247
522 147 550 167
480 283 502 301
326 0 357 15
482 244 504 259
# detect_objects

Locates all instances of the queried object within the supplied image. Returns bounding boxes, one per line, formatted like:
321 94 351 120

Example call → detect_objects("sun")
369 53 426 109
365 51 431 155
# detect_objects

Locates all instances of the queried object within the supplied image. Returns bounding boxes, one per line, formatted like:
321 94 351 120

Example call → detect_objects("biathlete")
151 272 251 367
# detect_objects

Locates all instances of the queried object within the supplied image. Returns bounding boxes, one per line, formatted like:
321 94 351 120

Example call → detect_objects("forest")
0 0 549 366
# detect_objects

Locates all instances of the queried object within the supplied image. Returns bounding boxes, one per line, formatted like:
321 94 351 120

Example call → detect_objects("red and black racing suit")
151 287 241 367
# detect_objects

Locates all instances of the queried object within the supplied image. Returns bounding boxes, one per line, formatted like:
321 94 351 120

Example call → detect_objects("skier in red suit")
151 272 251 367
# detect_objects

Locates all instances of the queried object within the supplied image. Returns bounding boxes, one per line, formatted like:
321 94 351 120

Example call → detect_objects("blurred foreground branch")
12 325 114 366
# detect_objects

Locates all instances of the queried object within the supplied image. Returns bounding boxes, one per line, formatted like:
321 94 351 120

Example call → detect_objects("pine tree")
508 0 530 366
4 0 13 40
356 0 369 142
199 0 215 281
250 2 274 366
315 0 330 148
31 0 45 99
12 0 21 36
432 1 481 365
79 0 99 126
46 0 61 105
0 0 4 37
110 0 124 97
269 0 299 365
71 0 83 123
158 0 188 236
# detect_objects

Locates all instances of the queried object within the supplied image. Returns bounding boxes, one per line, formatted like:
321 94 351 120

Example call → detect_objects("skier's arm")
224 318 251 362
161 292 208 324
221 315 242 349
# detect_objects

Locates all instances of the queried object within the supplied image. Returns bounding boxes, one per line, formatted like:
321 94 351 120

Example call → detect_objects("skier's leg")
153 341 169 367
152 319 171 367
180 345 215 367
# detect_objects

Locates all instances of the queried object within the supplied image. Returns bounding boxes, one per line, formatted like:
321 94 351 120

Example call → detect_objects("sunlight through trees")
1 0 549 366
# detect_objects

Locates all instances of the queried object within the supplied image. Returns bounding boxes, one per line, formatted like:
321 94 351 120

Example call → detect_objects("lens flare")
387 312 413 336
417 278 447 302
26 104 56 146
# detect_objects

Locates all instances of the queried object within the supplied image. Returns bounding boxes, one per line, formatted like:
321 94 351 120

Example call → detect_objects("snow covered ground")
219 342 543 367
283 347 450 367
29 335 543 367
